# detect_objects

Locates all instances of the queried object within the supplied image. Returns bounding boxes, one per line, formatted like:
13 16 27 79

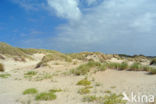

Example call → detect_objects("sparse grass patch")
73 61 78 65
24 71 37 79
142 65 152 71
35 92 56 101
34 72 53 81
98 64 107 71
24 71 37 76
104 90 111 94
23 88 38 95
77 79 91 86
83 95 97 102
71 61 106 75
102 93 127 104
119 62 128 70
110 86 116 89
95 82 101 86
49 89 62 93
0 63 4 72
78 87 90 95
107 62 128 70
82 93 127 104
107 62 121 69
129 62 142 71
0 73 11 78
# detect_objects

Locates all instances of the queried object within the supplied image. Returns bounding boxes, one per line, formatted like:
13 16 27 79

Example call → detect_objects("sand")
0 54 156 104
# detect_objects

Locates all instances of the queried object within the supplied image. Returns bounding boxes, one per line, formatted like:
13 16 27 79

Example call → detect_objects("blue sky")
0 0 156 56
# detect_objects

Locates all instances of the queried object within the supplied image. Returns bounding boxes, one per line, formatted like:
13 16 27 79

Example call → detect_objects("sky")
0 0 156 56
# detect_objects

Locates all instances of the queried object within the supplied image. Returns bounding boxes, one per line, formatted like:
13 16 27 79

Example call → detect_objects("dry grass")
35 53 72 68
69 52 113 62
149 68 156 74
71 61 106 75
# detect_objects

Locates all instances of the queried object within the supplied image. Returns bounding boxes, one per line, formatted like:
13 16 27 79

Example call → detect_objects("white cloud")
49 0 156 55
86 0 97 5
47 0 81 20
12 0 45 11
132 13 156 32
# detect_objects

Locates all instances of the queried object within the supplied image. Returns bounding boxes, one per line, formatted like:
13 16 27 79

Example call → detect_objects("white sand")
0 54 156 104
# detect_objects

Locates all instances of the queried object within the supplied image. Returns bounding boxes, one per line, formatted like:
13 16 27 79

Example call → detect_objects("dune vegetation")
0 42 156 104
23 88 38 95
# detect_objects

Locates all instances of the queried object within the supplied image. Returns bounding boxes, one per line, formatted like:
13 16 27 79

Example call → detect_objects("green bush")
77 79 91 86
23 88 38 95
0 63 4 72
35 92 56 101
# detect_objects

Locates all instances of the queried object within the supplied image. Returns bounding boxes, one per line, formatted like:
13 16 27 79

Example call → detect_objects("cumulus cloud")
48 0 156 55
47 0 81 20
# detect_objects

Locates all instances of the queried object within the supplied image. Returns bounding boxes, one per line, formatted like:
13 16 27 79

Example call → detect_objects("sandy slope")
0 54 156 104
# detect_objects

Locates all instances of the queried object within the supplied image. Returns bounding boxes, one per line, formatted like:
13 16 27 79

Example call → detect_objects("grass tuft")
119 62 128 70
77 79 91 86
0 73 10 78
24 71 37 79
78 87 90 95
71 61 106 75
23 88 38 95
35 92 56 101
82 93 127 104
49 89 62 93
129 62 142 71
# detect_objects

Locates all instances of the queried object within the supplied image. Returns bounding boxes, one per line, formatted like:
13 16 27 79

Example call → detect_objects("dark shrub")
0 63 4 72
150 58 156 65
